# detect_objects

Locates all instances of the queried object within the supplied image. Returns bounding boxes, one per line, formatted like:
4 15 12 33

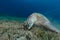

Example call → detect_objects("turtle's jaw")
23 22 34 30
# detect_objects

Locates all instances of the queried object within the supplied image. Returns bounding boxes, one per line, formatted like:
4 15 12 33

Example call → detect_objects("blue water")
0 0 60 29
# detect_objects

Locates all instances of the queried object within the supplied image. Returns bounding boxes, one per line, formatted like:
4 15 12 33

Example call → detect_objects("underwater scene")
0 0 60 40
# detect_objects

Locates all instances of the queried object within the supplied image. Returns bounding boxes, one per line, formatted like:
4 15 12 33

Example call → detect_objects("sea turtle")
23 13 60 33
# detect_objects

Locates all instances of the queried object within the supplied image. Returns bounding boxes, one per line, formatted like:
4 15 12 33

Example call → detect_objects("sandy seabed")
0 17 60 40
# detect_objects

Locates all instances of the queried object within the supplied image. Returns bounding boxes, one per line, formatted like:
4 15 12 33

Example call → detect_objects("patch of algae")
30 26 60 40
0 18 60 40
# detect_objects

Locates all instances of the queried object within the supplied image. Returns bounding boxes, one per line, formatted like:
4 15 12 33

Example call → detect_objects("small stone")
17 36 27 40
